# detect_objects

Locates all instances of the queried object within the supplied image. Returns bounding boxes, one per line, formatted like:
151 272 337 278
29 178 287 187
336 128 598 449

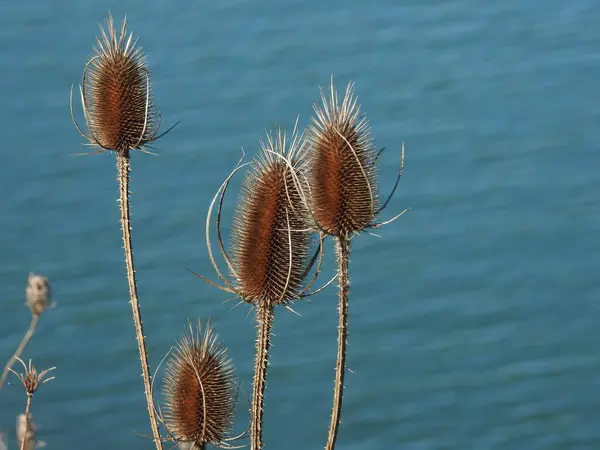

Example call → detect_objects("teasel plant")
305 78 407 450
70 13 175 450
0 274 53 391
8 358 55 450
157 319 240 450
16 413 39 450
192 125 333 450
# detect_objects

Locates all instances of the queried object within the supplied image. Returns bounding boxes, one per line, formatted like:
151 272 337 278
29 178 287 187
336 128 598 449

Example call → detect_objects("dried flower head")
25 273 50 317
230 129 314 308
71 13 162 154
9 358 55 397
306 79 380 236
162 320 237 448
16 414 36 450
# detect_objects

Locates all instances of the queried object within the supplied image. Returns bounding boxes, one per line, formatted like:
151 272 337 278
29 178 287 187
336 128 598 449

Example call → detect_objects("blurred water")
1 0 599 448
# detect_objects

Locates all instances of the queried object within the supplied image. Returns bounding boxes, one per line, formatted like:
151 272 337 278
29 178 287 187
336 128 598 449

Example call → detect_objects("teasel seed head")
25 273 51 317
230 128 314 308
162 320 237 448
306 78 380 237
72 13 160 154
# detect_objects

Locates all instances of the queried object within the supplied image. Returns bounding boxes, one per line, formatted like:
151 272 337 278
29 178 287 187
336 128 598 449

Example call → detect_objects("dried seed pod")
25 273 50 317
74 13 159 153
16 414 36 450
230 129 313 308
306 79 380 236
9 358 56 397
162 320 237 448
195 127 322 450
307 79 407 450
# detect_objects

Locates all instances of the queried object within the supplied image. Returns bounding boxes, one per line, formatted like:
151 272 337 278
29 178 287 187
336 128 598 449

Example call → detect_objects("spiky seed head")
25 273 50 317
306 79 380 236
162 320 237 448
230 129 313 308
79 13 158 153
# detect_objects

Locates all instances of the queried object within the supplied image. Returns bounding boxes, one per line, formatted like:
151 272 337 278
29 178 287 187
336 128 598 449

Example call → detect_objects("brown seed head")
306 79 380 236
25 273 50 317
230 129 313 308
162 320 237 448
79 13 158 153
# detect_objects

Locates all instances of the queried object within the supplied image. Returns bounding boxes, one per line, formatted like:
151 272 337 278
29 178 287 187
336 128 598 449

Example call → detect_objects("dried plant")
230 133 314 308
71 13 164 154
193 126 329 450
160 320 238 450
8 358 55 450
0 274 53 391
306 78 406 449
70 13 172 450
16 414 36 450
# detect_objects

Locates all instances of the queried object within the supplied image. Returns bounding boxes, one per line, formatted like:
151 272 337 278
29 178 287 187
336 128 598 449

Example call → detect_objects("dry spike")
192 124 333 450
70 13 172 450
71 12 174 155
306 77 407 450
161 320 239 450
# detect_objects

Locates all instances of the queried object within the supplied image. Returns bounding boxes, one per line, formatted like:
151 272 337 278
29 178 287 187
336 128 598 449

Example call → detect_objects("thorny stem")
20 394 32 450
117 152 163 450
326 234 350 450
0 315 39 390
251 305 274 450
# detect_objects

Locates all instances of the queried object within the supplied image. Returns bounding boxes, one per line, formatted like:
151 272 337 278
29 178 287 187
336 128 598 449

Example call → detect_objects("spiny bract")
306 79 380 236
230 129 313 308
75 13 159 153
162 320 237 448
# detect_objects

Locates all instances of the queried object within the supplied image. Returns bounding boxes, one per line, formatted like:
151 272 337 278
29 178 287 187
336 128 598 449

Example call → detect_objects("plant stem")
326 234 350 450
20 394 32 450
0 315 39 390
117 152 163 450
251 305 274 450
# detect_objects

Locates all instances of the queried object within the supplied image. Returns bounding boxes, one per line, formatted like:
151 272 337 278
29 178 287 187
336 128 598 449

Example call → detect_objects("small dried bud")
9 358 56 396
16 414 36 450
25 274 50 317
